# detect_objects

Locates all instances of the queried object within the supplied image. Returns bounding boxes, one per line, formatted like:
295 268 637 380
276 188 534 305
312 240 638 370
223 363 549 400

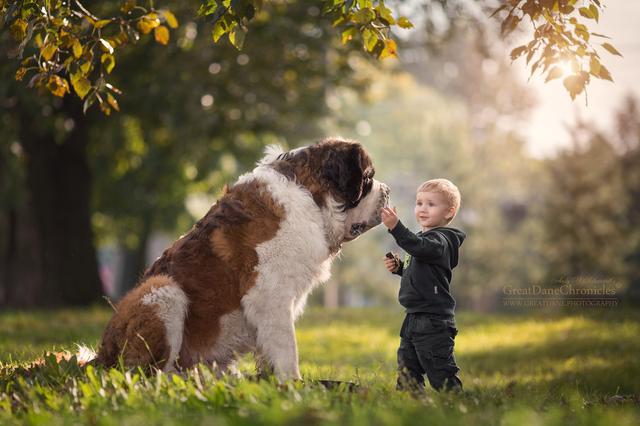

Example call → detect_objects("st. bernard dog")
95 137 390 381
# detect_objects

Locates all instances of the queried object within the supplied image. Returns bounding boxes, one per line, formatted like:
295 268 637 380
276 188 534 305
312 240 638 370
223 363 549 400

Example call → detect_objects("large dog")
95 138 390 381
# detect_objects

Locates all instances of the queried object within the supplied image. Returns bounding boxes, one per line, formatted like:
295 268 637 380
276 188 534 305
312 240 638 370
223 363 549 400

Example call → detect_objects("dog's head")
262 137 390 245
317 138 390 242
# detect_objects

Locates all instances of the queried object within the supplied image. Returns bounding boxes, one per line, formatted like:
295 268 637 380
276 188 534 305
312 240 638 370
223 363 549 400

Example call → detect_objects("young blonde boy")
381 178 466 393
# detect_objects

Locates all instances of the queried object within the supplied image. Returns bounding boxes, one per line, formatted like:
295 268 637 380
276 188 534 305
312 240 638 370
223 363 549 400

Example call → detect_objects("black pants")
396 313 463 393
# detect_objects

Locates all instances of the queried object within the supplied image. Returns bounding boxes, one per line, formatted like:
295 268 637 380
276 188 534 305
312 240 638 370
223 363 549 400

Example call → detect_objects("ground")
0 306 638 425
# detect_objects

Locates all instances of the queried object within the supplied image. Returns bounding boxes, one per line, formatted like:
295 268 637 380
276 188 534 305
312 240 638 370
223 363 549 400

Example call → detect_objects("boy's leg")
413 322 463 393
396 336 425 391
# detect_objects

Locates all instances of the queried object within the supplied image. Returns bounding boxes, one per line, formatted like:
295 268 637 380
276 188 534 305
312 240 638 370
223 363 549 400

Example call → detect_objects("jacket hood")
424 227 466 268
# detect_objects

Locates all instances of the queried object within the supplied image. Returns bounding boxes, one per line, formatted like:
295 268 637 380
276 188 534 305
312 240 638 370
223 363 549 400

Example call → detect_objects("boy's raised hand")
381 206 399 230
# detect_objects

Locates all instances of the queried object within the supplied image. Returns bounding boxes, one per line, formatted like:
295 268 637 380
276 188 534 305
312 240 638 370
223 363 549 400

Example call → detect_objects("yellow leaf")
137 13 160 35
212 21 226 43
154 25 170 45
121 0 136 14
15 68 27 81
161 10 179 29
70 73 92 99
602 42 622 57
107 93 120 112
72 39 83 58
589 55 601 75
545 66 563 82
80 61 92 75
47 75 69 97
94 19 112 29
379 39 397 59
101 53 116 74
397 17 413 29
10 19 28 41
99 101 112 116
41 44 58 61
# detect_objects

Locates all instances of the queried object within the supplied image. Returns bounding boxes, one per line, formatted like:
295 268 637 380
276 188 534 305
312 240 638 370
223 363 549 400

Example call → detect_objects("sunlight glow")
559 61 573 78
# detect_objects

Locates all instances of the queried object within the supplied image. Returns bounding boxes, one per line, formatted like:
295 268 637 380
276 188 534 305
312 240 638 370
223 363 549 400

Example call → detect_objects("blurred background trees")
1 1 637 310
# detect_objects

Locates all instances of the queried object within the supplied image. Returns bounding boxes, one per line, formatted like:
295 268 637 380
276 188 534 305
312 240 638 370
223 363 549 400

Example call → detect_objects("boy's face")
414 191 454 231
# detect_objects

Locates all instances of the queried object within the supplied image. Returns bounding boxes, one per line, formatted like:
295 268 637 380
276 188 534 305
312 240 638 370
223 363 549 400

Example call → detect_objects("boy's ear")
446 206 456 220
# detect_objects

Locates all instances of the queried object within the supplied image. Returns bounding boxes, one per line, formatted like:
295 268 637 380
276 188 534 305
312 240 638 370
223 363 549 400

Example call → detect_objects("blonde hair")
417 178 461 225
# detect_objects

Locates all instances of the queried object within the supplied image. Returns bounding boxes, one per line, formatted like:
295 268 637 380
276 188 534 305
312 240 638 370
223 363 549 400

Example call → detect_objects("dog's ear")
322 144 368 208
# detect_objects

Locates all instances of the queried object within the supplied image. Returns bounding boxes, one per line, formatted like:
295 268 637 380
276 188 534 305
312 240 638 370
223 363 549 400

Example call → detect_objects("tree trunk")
118 218 151 298
14 97 102 307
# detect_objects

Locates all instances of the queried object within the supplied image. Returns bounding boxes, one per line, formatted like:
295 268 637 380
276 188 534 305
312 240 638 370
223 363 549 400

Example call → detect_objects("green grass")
1 306 639 425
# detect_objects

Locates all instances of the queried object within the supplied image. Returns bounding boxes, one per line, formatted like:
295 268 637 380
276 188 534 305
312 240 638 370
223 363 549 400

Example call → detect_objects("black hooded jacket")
389 221 466 317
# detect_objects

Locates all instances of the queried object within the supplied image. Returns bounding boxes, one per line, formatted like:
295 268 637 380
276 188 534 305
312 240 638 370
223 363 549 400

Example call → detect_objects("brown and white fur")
94 138 390 381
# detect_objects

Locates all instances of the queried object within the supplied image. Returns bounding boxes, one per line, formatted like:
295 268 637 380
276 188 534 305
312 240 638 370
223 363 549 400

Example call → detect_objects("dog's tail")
75 344 98 365
28 344 98 370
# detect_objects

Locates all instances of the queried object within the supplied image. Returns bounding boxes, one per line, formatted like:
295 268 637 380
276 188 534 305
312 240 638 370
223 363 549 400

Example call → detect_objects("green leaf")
375 4 395 25
229 25 246 50
341 27 357 44
83 92 96 114
353 8 375 25
362 28 377 52
602 42 622 57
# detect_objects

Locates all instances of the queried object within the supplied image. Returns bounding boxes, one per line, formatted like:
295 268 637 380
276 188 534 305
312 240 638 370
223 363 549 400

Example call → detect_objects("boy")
381 178 466 394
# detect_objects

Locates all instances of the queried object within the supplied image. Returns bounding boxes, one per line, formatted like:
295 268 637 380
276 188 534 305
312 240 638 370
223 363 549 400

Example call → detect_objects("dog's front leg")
243 296 301 382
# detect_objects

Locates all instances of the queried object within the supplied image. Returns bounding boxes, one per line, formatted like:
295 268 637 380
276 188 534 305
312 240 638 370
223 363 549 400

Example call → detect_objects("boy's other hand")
384 254 400 273
381 206 399 230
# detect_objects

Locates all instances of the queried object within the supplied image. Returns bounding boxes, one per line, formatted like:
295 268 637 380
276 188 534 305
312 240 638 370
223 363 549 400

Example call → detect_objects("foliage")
0 0 409 114
1 0 181 115
0 307 639 424
1 0 618 112
493 0 622 101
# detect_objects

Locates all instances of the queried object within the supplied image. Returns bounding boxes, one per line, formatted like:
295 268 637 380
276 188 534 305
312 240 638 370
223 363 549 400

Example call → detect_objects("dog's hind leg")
97 275 189 372
140 278 189 372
